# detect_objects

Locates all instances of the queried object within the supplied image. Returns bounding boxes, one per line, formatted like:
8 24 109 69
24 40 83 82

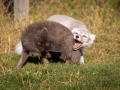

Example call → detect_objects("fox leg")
16 51 29 69
79 48 84 63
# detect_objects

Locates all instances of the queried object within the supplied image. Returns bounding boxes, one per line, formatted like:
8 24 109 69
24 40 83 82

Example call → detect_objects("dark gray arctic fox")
16 21 81 69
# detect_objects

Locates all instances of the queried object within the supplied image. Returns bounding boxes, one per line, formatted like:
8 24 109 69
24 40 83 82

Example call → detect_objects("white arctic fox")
15 14 96 63
47 14 96 63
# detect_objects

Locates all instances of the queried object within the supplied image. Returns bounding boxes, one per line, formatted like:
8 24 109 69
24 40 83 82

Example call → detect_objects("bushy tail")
14 41 23 55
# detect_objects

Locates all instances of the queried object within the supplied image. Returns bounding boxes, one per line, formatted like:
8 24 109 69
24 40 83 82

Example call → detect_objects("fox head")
72 28 96 50
35 28 55 52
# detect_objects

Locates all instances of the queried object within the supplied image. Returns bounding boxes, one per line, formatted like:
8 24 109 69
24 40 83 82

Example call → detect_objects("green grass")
0 54 120 90
0 0 120 90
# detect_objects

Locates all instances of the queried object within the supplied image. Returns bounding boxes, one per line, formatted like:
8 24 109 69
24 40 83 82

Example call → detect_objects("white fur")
72 28 96 48
14 41 23 55
80 56 84 63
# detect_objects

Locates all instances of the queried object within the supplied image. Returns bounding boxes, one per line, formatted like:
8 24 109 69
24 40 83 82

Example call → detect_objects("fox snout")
76 35 79 38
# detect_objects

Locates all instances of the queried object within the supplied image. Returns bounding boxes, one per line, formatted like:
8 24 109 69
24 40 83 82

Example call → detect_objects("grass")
0 0 120 90
0 53 120 90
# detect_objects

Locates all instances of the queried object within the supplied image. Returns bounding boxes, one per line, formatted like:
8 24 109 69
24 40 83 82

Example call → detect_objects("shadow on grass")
24 52 64 67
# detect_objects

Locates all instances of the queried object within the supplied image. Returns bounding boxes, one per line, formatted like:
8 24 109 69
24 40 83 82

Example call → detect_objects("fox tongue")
73 42 82 50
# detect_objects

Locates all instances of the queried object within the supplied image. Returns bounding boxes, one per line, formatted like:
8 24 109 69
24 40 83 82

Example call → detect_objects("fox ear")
90 34 96 41
40 28 48 35
36 28 49 42
38 27 49 38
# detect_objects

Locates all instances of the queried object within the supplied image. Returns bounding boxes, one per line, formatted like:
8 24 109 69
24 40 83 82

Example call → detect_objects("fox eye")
83 35 87 38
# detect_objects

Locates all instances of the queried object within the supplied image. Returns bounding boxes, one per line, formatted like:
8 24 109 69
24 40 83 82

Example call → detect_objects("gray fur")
16 21 79 69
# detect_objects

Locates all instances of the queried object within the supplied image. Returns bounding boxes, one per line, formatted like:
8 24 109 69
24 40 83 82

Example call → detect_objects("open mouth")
73 40 82 50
